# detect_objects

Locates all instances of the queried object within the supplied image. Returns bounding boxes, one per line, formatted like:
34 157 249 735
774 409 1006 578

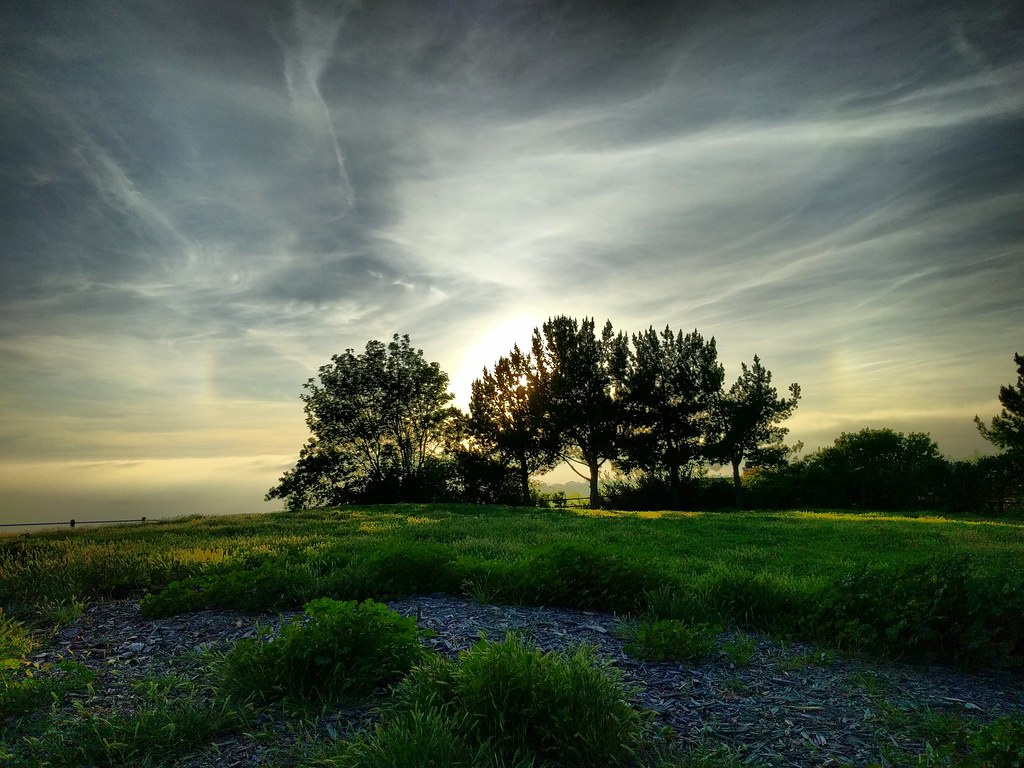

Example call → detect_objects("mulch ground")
26 595 1024 767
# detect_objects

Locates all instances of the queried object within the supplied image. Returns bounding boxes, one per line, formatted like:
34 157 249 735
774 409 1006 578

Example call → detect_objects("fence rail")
0 517 147 529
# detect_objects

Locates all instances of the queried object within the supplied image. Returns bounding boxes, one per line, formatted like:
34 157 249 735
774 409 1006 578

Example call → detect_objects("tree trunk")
518 458 531 507
588 459 601 509
732 458 743 509
669 463 681 510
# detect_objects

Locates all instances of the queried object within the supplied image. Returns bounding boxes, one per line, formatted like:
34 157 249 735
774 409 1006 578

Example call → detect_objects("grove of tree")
267 325 1020 517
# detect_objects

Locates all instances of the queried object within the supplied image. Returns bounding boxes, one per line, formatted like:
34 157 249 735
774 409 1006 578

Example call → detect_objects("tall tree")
711 355 801 507
267 334 456 509
616 327 724 508
975 353 1024 456
531 316 626 508
468 345 558 504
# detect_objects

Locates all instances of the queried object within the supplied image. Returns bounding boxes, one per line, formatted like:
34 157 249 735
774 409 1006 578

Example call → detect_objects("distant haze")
1 1 1021 524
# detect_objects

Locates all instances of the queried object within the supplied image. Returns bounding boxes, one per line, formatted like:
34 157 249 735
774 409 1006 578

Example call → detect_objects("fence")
0 517 147 530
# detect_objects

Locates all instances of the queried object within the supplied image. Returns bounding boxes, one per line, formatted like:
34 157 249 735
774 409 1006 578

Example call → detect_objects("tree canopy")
530 316 626 508
266 334 455 509
710 355 801 507
468 344 558 504
615 326 724 508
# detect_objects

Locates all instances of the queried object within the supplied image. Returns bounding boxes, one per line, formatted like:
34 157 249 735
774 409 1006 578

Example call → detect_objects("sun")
449 314 539 408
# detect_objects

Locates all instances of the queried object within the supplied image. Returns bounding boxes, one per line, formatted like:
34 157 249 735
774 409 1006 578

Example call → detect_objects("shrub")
721 634 757 668
619 618 718 662
810 557 1024 667
217 598 423 707
383 632 645 767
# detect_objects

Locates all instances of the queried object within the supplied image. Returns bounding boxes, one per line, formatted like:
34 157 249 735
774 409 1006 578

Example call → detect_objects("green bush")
721 634 757 668
619 618 718 662
217 598 423 706
383 632 645 767
810 557 1024 667
141 556 332 617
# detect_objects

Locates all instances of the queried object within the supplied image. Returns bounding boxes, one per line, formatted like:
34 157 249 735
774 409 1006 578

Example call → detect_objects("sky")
2 0 1022 525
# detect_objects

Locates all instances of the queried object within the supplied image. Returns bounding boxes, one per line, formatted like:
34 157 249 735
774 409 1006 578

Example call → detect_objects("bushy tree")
710 355 800 507
468 345 558 504
531 316 627 508
804 428 948 510
267 335 456 509
615 327 724 508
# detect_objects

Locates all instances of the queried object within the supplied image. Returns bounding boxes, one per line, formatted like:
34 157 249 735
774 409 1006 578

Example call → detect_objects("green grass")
3 505 1023 667
1 504 1022 766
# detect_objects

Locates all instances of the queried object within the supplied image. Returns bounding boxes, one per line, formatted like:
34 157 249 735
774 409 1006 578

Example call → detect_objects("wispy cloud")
0 0 1021 518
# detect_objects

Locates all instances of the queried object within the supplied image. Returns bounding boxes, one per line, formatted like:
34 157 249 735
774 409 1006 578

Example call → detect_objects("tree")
803 428 948 510
711 355 800 507
975 353 1024 457
266 334 456 509
616 327 724 508
468 345 558 504
531 316 627 508
973 353 1024 514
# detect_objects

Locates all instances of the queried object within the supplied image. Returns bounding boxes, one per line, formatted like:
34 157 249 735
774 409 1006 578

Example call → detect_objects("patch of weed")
7 697 240 767
721 634 757 668
619 618 719 663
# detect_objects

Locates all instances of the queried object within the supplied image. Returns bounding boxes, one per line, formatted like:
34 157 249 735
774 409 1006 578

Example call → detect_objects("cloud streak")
0 0 1021 520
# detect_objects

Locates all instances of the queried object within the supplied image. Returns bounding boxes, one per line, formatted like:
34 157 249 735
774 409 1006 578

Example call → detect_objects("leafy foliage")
531 316 627 508
616 327 724 508
965 717 1024 767
709 355 800 507
268 335 457 509
216 598 424 707
468 344 558 505
809 557 1024 667
522 541 664 613
751 428 949 511
8 697 238 767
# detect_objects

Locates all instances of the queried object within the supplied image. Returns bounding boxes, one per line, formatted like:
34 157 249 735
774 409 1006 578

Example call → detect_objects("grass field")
2 505 1023 766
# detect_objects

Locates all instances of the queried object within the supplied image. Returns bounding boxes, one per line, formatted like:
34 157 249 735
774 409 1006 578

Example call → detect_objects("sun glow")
449 314 539 408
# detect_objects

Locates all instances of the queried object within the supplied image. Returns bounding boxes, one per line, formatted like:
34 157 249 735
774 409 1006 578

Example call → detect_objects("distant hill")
535 480 590 498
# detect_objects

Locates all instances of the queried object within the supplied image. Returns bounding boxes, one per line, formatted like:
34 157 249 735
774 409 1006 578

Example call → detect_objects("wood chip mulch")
26 595 1024 767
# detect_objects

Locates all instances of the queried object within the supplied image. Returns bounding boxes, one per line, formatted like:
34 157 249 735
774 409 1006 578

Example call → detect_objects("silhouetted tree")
616 327 724 508
710 355 800 507
531 316 627 508
973 353 1024 514
468 345 558 504
803 428 948 510
975 353 1024 457
267 334 456 509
